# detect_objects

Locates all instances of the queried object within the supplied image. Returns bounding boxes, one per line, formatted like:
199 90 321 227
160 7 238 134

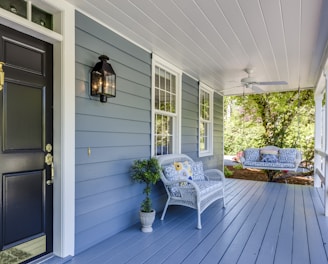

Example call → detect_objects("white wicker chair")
156 154 225 229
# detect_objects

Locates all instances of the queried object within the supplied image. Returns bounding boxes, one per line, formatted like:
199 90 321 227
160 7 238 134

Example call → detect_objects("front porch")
48 178 328 264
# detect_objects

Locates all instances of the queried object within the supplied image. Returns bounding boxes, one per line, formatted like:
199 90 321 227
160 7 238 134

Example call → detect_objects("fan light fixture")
90 55 116 103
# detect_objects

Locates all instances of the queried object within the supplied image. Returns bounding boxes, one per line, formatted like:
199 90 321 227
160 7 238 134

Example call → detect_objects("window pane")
155 67 159 87
155 88 159 110
166 72 171 92
200 122 205 151
160 90 165 110
200 90 205 105
171 75 176 94
155 114 173 155
199 86 212 156
200 90 210 121
200 122 208 151
165 91 169 112
171 94 176 113
160 69 165 90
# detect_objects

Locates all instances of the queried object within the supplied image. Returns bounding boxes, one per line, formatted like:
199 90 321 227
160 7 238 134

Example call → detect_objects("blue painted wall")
74 11 224 254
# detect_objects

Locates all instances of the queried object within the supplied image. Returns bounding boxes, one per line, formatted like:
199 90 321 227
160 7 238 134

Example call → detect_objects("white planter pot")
139 210 156 233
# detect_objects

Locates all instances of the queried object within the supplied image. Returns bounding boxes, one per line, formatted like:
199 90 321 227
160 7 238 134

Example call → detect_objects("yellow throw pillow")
173 161 193 185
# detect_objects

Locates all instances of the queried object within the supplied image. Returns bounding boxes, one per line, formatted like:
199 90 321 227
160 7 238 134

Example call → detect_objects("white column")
49 1 76 257
324 71 328 216
314 93 323 187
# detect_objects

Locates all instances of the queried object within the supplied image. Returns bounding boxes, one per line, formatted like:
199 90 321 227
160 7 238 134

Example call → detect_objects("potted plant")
131 157 161 232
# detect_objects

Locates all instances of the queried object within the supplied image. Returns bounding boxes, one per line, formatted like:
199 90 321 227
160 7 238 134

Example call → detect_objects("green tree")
224 90 315 164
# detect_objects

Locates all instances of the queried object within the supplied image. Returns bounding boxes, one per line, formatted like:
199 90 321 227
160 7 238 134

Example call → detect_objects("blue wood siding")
181 74 224 170
74 11 224 254
181 75 199 159
213 93 224 169
75 11 157 253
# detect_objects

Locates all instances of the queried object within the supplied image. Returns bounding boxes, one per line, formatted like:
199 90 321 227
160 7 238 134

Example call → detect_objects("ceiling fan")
238 68 288 93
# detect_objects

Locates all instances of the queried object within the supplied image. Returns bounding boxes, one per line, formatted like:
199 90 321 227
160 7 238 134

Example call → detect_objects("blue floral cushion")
244 148 260 162
163 164 181 197
191 161 205 181
279 148 297 163
163 164 178 181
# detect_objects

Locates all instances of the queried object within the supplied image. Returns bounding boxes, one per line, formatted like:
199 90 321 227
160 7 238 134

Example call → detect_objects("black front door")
0 24 53 263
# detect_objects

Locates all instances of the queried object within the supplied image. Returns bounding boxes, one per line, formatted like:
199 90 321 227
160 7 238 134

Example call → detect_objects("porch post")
325 71 328 216
314 93 323 187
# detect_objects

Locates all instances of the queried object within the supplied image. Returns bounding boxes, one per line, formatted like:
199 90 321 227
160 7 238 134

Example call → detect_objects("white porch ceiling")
65 0 328 96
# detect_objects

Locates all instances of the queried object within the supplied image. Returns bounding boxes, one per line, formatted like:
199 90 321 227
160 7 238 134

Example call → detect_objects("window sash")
199 84 213 156
152 55 181 156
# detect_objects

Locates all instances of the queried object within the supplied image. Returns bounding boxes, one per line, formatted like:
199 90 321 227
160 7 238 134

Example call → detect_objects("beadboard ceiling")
65 0 328 96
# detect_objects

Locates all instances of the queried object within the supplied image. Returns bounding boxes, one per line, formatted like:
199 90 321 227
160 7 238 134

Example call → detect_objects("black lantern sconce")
90 55 116 103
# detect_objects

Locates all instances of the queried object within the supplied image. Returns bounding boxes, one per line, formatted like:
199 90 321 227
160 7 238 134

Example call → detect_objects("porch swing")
239 87 302 173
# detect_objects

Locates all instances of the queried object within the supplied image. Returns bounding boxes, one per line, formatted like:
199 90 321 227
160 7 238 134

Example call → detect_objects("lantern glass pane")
91 71 102 96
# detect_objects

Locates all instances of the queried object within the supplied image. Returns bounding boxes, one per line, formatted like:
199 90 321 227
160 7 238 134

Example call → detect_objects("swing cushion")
241 146 302 171
243 160 296 169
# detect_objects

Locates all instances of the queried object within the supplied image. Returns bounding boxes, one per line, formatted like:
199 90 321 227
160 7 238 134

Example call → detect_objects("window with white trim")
199 83 213 157
152 55 181 156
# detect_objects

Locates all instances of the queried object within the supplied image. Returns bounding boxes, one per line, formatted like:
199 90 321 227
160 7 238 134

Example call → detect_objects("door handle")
46 162 54 186
45 152 54 185
0 62 5 91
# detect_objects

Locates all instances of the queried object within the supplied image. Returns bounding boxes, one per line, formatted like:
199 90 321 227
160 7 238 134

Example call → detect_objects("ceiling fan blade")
251 86 264 93
256 81 288 85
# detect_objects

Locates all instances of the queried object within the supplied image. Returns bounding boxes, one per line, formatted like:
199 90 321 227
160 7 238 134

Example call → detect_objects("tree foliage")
224 90 315 163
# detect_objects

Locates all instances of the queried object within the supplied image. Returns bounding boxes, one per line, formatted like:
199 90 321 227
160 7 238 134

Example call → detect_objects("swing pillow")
279 148 297 163
243 148 260 162
260 149 278 163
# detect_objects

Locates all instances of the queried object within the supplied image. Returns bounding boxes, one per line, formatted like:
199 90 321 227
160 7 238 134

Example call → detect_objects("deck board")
199 183 270 264
292 187 310 264
255 184 288 264
237 183 283 264
57 179 328 264
303 187 328 263
177 181 262 264
274 184 294 264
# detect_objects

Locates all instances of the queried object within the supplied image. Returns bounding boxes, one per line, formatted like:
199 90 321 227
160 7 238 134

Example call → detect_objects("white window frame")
199 83 214 157
151 54 182 156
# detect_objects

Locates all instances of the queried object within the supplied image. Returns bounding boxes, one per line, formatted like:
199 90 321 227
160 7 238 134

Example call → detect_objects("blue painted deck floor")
48 179 328 264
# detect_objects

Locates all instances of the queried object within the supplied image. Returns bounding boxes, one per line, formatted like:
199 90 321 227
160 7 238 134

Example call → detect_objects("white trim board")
0 0 76 258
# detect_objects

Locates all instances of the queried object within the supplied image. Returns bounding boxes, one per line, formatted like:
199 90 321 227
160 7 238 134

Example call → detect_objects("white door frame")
0 0 76 257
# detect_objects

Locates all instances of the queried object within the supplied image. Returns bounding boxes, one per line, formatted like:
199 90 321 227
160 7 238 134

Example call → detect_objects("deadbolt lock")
46 143 52 152
45 153 53 165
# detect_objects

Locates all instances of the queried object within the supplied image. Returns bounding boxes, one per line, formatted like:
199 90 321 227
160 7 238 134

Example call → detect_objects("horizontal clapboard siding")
74 11 224 254
181 74 199 159
213 93 224 169
75 11 160 254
